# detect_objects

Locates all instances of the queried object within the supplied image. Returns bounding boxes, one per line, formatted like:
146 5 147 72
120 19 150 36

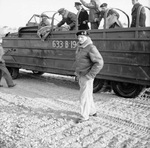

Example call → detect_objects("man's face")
75 5 80 11
77 35 88 44
60 11 65 17
101 6 107 12
42 16 47 21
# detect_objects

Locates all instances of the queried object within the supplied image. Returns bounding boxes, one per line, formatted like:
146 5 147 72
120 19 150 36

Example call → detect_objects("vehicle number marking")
52 40 77 49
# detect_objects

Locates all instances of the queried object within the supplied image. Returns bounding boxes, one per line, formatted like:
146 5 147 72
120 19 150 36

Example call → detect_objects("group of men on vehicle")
56 0 146 31
37 0 146 40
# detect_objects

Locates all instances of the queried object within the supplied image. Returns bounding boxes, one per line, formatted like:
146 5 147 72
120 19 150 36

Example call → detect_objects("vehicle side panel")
2 27 150 86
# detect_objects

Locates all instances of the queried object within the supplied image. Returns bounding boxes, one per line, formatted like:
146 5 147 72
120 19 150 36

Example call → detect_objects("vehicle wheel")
111 81 143 98
93 78 104 93
32 70 44 75
8 67 19 79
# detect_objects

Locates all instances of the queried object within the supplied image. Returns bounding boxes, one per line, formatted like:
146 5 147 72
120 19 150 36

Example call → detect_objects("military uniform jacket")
78 8 89 30
98 9 120 22
57 12 77 30
75 44 103 79
131 3 146 27
80 0 101 23
38 20 50 29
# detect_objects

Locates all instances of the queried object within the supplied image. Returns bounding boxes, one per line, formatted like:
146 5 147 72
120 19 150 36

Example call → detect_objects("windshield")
26 11 61 27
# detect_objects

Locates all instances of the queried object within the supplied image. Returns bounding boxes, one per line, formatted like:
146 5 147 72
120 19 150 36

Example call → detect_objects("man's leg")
0 64 15 87
89 78 97 115
0 70 3 87
79 76 92 120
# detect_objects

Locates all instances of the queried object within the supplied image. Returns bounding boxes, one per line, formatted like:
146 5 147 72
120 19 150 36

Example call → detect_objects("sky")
0 0 149 28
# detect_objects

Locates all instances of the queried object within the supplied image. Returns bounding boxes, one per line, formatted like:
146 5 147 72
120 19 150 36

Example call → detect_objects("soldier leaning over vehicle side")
37 14 51 41
56 8 77 31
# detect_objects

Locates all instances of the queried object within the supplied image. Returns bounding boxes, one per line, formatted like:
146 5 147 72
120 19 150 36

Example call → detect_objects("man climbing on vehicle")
56 8 77 31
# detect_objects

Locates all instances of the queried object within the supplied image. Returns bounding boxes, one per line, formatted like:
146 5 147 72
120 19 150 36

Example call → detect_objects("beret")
100 3 108 7
76 31 89 36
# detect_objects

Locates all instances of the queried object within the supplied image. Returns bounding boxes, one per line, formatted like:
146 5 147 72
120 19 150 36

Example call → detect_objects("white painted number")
52 40 77 49
60 41 63 48
65 41 69 48
71 41 77 48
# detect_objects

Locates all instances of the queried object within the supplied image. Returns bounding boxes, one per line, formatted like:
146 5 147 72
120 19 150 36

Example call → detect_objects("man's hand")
74 72 80 81
66 25 70 30
83 21 86 24
94 18 99 22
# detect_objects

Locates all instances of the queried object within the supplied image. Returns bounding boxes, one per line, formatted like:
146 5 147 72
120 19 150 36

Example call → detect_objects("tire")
32 70 44 75
111 81 143 98
8 67 19 79
93 78 104 93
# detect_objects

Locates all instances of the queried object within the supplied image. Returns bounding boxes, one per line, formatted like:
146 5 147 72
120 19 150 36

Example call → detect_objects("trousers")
0 63 14 86
79 76 96 120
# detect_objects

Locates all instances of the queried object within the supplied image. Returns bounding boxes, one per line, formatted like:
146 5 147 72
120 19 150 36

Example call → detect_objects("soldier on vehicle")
80 0 101 29
74 30 104 123
74 2 89 30
56 8 77 30
131 0 146 27
0 45 16 88
37 14 51 41
95 3 123 29
38 14 51 29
